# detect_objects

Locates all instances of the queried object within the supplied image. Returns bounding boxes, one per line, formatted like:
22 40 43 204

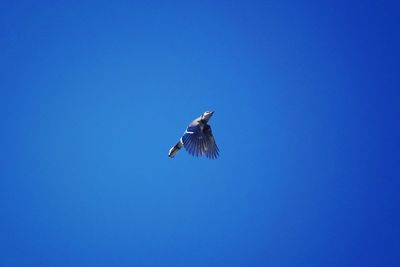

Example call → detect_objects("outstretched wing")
182 124 219 159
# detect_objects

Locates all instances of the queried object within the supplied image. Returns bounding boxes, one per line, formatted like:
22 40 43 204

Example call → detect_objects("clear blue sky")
1 1 399 266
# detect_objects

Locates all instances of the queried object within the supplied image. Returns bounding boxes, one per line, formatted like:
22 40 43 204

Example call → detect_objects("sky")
1 1 399 266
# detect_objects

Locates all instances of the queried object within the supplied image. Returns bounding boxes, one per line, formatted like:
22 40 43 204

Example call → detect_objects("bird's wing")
182 124 219 159
202 124 219 159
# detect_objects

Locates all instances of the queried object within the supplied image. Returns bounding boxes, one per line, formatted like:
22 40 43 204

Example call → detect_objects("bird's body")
168 111 219 159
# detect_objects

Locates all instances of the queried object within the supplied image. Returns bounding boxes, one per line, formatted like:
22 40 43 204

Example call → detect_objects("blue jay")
168 111 219 159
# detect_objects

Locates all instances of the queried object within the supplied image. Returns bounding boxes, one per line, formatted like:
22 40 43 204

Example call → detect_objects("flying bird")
168 111 219 159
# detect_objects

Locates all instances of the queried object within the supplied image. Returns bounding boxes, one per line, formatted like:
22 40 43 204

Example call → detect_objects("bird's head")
201 111 214 123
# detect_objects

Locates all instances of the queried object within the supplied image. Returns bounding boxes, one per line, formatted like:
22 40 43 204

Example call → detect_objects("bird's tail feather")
168 139 183 158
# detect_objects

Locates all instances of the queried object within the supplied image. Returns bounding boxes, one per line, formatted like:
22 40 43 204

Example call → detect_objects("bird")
168 111 219 159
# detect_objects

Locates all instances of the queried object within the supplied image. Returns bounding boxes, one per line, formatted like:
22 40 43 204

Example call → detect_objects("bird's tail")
168 139 183 158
